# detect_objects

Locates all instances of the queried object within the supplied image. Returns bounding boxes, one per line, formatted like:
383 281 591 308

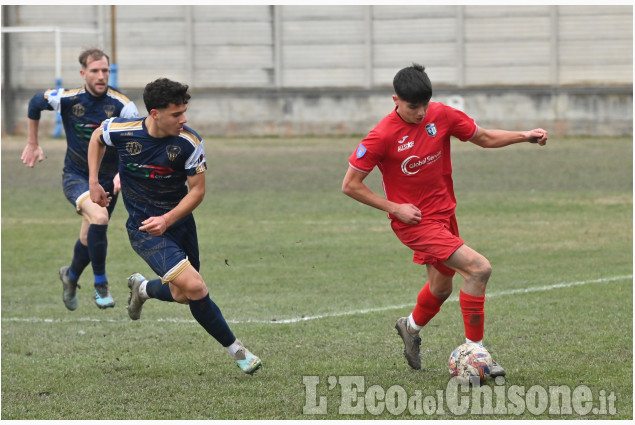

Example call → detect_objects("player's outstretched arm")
470 127 548 148
21 118 45 168
87 129 110 207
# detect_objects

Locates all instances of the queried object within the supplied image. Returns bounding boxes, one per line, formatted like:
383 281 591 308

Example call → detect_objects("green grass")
1 135 632 419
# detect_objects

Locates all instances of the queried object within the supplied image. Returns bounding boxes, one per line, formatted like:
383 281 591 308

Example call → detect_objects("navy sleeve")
27 92 54 120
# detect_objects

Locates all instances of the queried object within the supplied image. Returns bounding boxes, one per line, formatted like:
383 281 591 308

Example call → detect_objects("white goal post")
2 26 102 136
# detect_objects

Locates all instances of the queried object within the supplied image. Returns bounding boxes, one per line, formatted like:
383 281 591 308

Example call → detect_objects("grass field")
1 134 632 419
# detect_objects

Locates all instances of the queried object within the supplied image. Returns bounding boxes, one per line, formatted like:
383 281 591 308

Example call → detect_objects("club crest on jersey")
166 145 181 161
426 123 437 137
72 103 85 117
356 144 367 158
103 105 116 118
126 141 142 155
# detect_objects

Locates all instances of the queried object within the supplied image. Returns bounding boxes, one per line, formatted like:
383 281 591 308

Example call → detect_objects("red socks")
459 290 485 342
411 283 486 342
411 282 445 327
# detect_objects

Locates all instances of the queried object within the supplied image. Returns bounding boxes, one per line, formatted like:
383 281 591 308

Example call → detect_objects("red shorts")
391 215 463 276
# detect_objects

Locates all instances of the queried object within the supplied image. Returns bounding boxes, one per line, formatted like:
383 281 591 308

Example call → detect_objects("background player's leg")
59 220 91 311
80 200 114 309
68 220 91 282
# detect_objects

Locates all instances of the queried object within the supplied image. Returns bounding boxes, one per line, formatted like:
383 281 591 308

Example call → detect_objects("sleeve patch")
356 144 367 158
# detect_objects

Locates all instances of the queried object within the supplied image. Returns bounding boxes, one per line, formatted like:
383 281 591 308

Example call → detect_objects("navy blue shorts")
62 171 118 217
127 214 200 282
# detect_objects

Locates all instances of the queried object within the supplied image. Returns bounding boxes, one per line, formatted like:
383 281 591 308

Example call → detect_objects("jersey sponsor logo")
397 135 409 143
72 103 85 117
126 141 143 155
400 150 442 175
74 123 98 140
103 104 116 118
166 145 181 161
398 141 415 152
356 144 367 158
125 163 173 179
426 123 437 137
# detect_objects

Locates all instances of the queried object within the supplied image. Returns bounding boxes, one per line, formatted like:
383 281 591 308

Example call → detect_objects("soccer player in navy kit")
88 78 262 374
22 48 139 310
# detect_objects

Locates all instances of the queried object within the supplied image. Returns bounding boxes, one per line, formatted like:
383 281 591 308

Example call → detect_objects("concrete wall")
2 4 632 137
9 86 631 138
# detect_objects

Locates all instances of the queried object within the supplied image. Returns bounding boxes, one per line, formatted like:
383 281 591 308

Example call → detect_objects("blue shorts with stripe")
62 171 118 217
127 214 200 282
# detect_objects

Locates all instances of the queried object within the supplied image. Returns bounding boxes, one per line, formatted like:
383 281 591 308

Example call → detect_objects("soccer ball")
448 343 493 385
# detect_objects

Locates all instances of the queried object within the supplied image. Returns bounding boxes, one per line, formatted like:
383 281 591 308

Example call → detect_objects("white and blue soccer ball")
448 343 493 385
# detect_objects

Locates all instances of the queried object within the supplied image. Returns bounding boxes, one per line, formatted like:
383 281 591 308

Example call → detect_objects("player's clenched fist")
89 182 111 208
139 216 168 236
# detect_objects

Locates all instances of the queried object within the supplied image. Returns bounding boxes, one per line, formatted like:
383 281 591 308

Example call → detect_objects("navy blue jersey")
98 117 207 228
28 86 139 178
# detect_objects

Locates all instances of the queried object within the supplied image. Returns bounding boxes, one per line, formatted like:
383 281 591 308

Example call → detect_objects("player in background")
87 78 262 374
21 48 139 310
341 63 547 374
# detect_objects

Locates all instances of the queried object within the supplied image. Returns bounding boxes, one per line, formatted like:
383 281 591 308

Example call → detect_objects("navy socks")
87 224 108 284
146 279 175 302
68 225 110 284
69 239 90 282
144 278 235 348
188 294 236 347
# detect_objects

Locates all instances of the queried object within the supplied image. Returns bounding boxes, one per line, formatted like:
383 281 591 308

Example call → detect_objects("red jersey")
348 102 477 226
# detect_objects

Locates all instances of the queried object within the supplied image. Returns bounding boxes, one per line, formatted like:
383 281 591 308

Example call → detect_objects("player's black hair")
78 48 110 68
143 78 191 112
393 63 432 105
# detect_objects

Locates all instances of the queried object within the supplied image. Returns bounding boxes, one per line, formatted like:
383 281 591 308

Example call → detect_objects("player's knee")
94 213 109 225
192 275 208 293
85 211 109 225
182 274 208 300
171 288 188 304
471 258 492 284
170 275 208 304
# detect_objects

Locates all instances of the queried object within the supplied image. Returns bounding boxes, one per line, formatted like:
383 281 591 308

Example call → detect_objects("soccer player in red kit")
342 64 547 375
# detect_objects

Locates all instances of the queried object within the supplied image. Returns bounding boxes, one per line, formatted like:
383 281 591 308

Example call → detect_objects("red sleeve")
445 106 478 142
348 127 387 173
